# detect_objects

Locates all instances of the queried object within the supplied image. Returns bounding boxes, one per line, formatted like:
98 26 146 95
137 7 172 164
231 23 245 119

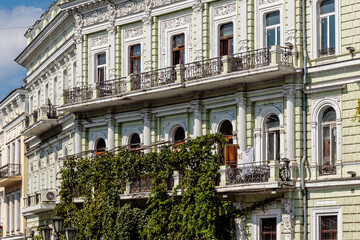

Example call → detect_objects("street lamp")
41 226 52 240
52 216 64 239
65 227 77 240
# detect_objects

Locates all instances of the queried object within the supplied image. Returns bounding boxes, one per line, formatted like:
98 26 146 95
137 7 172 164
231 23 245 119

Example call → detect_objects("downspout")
301 0 308 239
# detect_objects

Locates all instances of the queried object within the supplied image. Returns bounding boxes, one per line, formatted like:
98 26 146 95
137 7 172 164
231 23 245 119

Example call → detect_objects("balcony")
22 103 59 136
0 164 21 187
59 46 295 113
21 191 57 215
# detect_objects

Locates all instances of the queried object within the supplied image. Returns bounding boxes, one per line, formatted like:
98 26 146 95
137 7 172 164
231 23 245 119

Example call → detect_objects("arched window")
129 133 141 150
266 114 280 161
320 107 336 168
174 127 185 144
319 0 335 56
95 138 106 156
219 120 237 166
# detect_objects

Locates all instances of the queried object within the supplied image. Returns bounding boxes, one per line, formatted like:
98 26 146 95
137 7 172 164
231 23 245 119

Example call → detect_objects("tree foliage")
55 134 278 239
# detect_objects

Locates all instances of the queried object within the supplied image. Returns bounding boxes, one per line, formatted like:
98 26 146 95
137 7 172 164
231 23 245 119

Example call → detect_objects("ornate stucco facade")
1 0 359 239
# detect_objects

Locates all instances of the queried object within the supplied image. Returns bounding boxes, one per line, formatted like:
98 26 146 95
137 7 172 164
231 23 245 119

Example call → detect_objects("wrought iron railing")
280 47 293 66
0 164 21 179
130 175 152 193
229 47 270 72
131 66 176 90
63 86 93 104
99 77 127 97
47 101 57 119
184 57 222 81
227 162 270 184
319 47 335 57
319 162 336 175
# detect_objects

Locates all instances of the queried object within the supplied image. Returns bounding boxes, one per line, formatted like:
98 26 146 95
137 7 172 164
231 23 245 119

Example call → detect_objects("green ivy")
55 134 280 240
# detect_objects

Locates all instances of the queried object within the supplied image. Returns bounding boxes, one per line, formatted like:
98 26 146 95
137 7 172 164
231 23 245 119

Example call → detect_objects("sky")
0 0 54 100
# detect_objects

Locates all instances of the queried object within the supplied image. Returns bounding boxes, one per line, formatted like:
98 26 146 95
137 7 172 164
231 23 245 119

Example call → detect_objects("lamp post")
65 227 77 240
41 226 52 240
52 216 64 240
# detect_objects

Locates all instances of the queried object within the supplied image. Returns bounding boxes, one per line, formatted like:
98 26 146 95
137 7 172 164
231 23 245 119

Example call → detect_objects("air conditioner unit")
25 227 33 238
41 190 58 202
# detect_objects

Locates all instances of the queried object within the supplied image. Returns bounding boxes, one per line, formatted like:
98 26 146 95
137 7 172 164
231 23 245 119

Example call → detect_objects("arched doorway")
219 120 233 144
95 138 106 156
173 127 185 146
219 120 237 166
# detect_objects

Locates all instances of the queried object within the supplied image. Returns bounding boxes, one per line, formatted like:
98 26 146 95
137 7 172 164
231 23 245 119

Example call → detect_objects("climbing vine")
55 134 281 239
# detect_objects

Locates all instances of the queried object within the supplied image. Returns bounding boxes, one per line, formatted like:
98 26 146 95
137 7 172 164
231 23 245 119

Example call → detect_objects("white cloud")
0 6 43 99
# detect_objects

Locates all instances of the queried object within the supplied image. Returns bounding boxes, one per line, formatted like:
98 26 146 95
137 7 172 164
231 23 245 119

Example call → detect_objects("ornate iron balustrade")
47 101 57 119
184 57 222 81
130 175 152 193
0 164 21 179
280 47 293 66
131 66 176 90
319 162 336 175
99 77 127 97
63 86 93 104
227 162 270 184
229 47 270 72
319 47 335 57
24 115 30 128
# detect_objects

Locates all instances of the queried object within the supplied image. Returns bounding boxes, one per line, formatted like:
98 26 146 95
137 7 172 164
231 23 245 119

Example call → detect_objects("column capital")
235 96 248 106
74 119 83 131
283 87 296 100
190 101 202 113
142 10 152 25
106 4 116 34
192 0 203 13
105 114 116 125
141 109 152 121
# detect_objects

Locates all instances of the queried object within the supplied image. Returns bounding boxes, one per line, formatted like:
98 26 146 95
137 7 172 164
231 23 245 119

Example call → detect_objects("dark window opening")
130 133 141 149
261 218 277 240
174 127 185 144
96 138 106 156
320 216 337 240
172 34 185 66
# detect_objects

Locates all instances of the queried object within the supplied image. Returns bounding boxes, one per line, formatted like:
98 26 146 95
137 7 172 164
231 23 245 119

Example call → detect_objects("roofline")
0 88 26 106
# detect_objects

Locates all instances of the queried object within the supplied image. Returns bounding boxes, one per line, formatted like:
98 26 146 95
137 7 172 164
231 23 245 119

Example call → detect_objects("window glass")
220 23 233 37
97 53 106 65
220 23 234 56
131 45 141 56
267 115 280 129
266 12 280 26
267 29 276 47
320 0 335 14
329 15 335 48
322 108 336 122
320 215 337 239
261 218 277 239
130 44 141 74
321 18 328 49
173 34 185 65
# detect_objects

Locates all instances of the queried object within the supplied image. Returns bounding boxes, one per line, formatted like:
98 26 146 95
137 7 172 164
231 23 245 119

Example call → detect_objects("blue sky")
0 0 54 100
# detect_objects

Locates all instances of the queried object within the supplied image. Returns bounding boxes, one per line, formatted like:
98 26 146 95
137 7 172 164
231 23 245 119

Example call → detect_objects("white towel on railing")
241 147 254 164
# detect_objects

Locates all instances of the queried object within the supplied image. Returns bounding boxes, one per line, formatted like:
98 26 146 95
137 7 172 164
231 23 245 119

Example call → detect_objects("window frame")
252 208 281 240
265 11 281 48
129 44 141 74
319 0 336 56
311 207 342 240
172 33 185 66
96 53 106 83
219 22 234 57
265 114 280 161
311 0 341 58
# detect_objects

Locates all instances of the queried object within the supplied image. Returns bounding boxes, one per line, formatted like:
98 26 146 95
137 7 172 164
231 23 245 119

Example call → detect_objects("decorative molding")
192 0 203 13
124 26 144 39
234 215 247 240
211 109 236 134
90 35 108 48
162 14 192 31
73 12 83 44
259 0 282 5
107 4 116 34
239 40 247 52
162 117 187 141
213 2 236 17
286 29 296 44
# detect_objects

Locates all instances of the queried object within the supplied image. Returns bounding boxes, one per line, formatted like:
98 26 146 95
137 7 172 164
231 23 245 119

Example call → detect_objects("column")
106 115 115 150
236 94 247 151
73 13 83 86
142 110 151 153
284 87 296 161
9 143 14 165
191 102 202 138
143 9 153 71
74 120 83 154
107 4 116 79
15 139 19 165
282 198 295 240
193 0 203 60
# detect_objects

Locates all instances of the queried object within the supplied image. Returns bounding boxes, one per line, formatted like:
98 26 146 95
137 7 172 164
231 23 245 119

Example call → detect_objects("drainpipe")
301 0 308 239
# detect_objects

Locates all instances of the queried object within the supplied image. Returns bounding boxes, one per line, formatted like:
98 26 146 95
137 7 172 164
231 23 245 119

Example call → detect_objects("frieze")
124 26 144 39
162 15 192 31
259 0 282 5
90 35 108 48
214 2 236 17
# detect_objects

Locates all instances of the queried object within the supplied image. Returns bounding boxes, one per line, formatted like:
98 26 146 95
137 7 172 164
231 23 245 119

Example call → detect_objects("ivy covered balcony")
59 46 294 113
22 103 59 136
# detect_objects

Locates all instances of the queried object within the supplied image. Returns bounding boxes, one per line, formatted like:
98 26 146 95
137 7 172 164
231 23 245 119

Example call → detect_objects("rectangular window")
63 69 68 90
220 23 234 56
44 84 48 105
320 216 337 240
72 62 76 87
53 77 58 105
16 193 20 231
261 218 277 240
130 44 141 74
97 53 106 83
37 89 41 109
172 34 185 65
319 0 335 56
29 96 33 113
266 11 280 47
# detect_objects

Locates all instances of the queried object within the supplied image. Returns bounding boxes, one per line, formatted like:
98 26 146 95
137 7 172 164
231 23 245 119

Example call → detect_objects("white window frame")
311 206 342 240
90 47 108 85
96 53 106 83
265 115 280 161
210 0 237 58
52 76 58 105
311 0 341 58
62 68 68 91
122 24 143 77
72 61 76 88
311 97 342 166
257 1 284 49
252 208 281 240
29 95 33 113
37 88 41 108
265 11 281 47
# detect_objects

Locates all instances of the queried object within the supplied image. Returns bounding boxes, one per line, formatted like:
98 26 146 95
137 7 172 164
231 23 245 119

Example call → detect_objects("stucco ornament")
192 0 203 13
73 12 83 44
214 2 236 17
90 35 108 47
124 26 144 39
234 215 247 240
259 0 282 5
107 4 116 34
282 198 294 238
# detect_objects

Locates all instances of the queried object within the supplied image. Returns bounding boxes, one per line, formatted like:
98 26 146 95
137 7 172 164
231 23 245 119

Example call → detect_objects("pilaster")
190 101 202 138
106 114 116 150
141 109 152 153
193 0 203 61
236 93 247 151
282 198 295 240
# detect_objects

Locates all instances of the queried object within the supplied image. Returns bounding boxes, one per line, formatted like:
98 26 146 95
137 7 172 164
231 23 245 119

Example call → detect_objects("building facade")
7 0 360 239
0 89 27 239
